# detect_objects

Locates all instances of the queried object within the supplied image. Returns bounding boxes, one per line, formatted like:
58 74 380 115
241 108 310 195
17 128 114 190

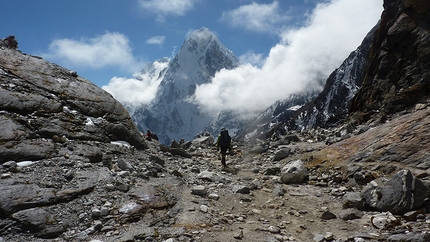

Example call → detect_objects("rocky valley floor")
1 127 429 242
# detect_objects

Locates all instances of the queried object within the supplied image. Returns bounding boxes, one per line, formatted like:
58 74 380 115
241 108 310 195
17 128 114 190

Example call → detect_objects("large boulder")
0 46 147 163
361 170 430 214
280 160 308 184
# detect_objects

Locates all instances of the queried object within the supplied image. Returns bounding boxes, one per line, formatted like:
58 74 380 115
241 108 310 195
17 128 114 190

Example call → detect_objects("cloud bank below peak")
193 0 382 116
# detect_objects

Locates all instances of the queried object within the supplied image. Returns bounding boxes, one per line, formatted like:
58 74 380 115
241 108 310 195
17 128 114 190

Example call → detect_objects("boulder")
273 148 291 161
280 160 308 184
191 136 214 148
361 170 430 214
11 208 65 239
371 212 400 230
248 145 268 154
387 232 430 242
342 192 366 210
338 208 363 221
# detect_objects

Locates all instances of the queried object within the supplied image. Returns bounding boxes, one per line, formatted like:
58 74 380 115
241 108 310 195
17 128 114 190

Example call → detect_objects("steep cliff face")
349 0 430 123
258 24 378 139
0 46 147 162
290 25 378 130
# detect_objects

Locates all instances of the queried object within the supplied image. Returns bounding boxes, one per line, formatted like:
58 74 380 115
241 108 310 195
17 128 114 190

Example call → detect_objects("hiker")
146 130 152 141
216 128 232 168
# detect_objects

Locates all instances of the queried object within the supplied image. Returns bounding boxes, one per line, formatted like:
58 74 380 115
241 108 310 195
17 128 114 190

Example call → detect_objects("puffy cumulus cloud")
139 0 197 16
102 59 169 107
194 0 382 116
42 32 143 73
220 1 290 34
146 35 165 46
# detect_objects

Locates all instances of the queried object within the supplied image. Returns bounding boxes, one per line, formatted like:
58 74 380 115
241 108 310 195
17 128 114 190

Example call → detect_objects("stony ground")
86 139 427 242
1 130 429 242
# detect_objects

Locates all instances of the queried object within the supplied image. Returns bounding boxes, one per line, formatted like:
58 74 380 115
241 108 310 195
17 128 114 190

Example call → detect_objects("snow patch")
17 161 37 167
85 117 95 126
63 106 78 115
111 141 131 147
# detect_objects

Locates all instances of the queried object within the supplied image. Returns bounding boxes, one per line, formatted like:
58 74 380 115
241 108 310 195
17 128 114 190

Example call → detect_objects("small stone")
313 233 325 242
321 211 336 220
91 208 101 218
191 185 207 196
208 193 219 200
115 181 129 192
232 185 250 194
3 161 17 168
100 206 109 216
268 226 280 234
272 185 286 196
324 232 334 241
339 208 363 220
200 205 209 213
93 220 103 231
1 173 11 179
233 229 244 239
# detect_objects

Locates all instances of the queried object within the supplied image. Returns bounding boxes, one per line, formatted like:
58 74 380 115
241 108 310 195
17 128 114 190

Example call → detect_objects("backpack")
219 129 231 146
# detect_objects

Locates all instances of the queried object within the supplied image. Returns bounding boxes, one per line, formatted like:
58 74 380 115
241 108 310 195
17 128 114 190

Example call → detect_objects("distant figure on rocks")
146 130 152 141
216 128 232 169
145 130 158 141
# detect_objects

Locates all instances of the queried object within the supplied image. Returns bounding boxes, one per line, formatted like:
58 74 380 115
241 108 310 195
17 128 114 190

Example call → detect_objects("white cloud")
194 0 382 116
220 1 289 34
139 0 197 16
42 32 143 73
102 59 169 107
147 35 165 45
239 51 265 67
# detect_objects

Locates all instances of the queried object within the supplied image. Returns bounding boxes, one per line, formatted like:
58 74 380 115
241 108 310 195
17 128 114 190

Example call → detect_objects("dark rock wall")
349 0 430 123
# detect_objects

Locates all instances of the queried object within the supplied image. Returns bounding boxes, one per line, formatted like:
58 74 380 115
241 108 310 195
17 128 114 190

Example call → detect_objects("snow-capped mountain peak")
132 28 239 144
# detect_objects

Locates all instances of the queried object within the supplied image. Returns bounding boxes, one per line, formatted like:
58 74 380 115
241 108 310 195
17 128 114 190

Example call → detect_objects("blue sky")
2 0 383 114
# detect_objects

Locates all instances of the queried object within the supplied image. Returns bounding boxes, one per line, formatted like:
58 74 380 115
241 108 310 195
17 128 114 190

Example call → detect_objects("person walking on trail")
216 128 232 168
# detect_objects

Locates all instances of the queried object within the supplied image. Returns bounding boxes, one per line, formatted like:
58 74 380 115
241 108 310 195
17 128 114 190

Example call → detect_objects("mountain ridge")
132 28 239 145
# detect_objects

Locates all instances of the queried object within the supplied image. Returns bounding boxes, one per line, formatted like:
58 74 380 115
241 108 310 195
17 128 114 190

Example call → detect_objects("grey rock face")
0 171 99 215
0 47 147 164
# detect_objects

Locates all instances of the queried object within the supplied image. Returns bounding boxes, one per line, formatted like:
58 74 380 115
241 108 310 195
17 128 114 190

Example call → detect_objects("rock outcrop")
0 46 147 164
349 0 430 123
